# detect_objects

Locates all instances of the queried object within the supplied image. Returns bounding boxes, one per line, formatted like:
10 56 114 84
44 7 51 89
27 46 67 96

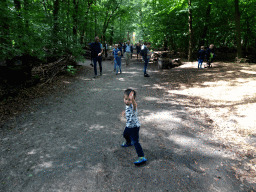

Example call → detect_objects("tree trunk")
110 26 114 45
188 0 193 61
95 12 97 37
23 0 29 30
73 0 79 36
163 38 167 51
80 29 85 45
244 19 249 53
199 1 211 47
235 0 242 58
53 0 60 44
14 0 23 43
83 1 92 43
0 0 11 48
67 0 70 44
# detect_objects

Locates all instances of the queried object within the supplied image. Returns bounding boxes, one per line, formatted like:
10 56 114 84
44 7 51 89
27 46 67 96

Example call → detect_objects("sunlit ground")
150 61 256 183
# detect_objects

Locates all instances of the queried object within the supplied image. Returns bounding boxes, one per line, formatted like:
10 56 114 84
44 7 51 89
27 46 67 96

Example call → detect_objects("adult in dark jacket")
136 42 141 60
205 44 216 68
90 36 103 78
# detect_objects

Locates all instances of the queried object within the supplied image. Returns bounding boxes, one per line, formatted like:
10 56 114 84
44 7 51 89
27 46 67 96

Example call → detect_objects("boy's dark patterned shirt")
125 104 140 128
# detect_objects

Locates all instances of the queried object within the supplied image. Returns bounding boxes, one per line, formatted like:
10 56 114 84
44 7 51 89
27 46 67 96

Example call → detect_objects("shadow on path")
0 59 255 191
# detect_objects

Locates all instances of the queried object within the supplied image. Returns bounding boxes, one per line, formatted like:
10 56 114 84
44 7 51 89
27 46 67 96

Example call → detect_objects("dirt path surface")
1 57 256 191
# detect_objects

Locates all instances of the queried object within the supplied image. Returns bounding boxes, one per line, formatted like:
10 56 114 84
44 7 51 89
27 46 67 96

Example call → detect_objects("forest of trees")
1 0 256 69
0 0 256 60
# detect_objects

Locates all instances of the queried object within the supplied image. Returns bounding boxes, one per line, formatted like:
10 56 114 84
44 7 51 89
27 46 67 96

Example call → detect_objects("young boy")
116 51 122 75
205 44 215 68
197 46 205 69
121 89 147 165
112 44 120 72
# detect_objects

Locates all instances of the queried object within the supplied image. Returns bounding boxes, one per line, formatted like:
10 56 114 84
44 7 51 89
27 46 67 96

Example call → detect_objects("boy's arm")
132 100 137 110
129 91 137 110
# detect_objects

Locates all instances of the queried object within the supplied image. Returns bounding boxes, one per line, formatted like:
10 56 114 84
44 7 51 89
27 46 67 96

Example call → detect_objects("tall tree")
188 0 193 61
235 0 242 58
73 0 79 36
101 1 120 43
53 0 60 44
0 0 11 49
199 1 212 46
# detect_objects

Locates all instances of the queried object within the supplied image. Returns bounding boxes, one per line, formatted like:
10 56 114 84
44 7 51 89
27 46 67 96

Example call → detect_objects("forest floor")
1 55 256 191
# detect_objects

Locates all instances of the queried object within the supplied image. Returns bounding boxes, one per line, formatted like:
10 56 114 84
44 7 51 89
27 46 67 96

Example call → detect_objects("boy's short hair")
124 89 136 100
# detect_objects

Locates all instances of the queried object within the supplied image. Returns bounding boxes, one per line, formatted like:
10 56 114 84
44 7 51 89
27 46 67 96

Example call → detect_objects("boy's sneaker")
121 141 133 147
144 73 150 77
134 157 147 165
100 72 102 76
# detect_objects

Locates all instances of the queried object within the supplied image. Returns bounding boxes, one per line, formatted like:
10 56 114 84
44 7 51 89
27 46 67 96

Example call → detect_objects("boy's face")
124 94 133 106
114 45 117 49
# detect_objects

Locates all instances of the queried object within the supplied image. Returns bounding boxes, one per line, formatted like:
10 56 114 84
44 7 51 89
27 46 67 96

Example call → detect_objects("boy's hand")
129 91 137 110
129 91 134 101
122 111 125 116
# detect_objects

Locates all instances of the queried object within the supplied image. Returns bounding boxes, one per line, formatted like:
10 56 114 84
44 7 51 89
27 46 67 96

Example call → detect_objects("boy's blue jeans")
123 126 144 157
114 57 117 70
93 56 102 75
198 59 203 68
143 57 149 74
116 61 121 73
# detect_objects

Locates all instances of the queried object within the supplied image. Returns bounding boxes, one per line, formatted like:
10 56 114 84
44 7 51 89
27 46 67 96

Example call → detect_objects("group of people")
90 36 153 78
197 44 216 69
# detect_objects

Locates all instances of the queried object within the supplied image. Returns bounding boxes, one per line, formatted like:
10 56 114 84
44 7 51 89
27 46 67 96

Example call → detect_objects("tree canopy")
1 0 256 61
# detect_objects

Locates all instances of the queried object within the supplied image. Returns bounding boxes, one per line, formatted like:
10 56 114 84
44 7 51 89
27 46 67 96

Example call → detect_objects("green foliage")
66 65 77 75
1 0 255 64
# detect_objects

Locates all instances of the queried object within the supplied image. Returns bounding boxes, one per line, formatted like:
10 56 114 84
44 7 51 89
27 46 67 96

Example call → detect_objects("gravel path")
1 58 255 191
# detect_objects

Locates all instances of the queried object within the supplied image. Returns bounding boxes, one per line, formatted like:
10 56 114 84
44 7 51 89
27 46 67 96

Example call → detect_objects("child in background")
121 89 147 165
205 44 216 68
112 44 119 72
116 51 122 75
197 46 205 69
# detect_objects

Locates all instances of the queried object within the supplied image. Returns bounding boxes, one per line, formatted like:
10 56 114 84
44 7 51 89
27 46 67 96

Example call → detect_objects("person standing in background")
104 41 108 58
136 42 141 60
124 41 133 67
90 36 103 78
